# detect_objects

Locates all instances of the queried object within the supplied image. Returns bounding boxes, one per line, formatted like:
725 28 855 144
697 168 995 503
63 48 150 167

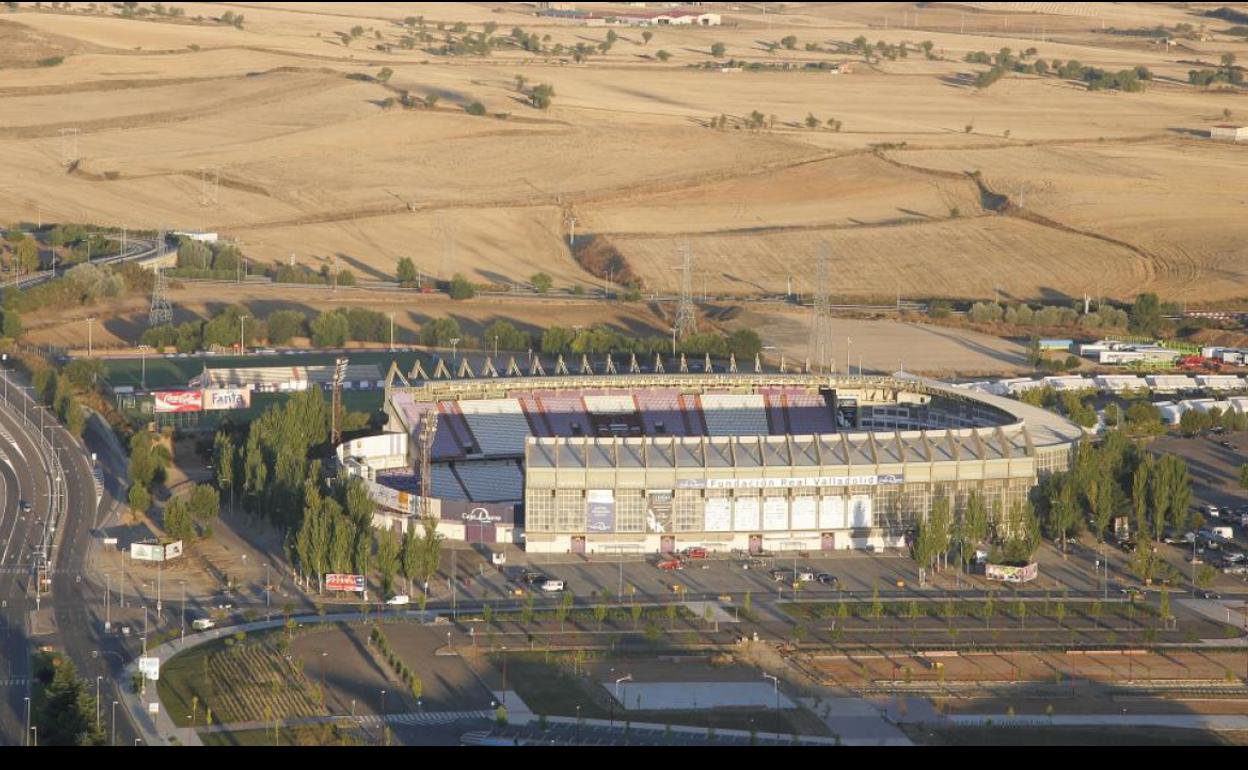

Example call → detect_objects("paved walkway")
197 709 496 733
942 714 1248 730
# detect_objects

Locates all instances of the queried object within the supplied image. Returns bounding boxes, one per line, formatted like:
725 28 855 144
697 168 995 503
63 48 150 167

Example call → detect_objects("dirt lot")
0 2 1244 303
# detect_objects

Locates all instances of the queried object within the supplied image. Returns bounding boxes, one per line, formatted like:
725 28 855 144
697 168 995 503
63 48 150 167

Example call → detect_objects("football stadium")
336 362 1084 555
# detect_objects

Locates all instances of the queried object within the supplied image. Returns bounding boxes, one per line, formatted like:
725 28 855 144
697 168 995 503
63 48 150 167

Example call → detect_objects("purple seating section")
404 388 840 457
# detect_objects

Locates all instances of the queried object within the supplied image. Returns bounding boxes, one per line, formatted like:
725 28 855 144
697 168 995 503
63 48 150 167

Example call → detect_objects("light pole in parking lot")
763 673 779 738
138 345 150 391
179 579 186 643
96 676 102 731
111 700 118 746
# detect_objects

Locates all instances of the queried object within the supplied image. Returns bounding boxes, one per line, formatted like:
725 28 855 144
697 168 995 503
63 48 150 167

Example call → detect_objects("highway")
6 234 164 293
0 366 140 747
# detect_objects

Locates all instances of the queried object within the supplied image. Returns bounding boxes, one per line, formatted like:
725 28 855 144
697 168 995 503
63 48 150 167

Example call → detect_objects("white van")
192 618 215 631
539 579 565 593
386 595 411 606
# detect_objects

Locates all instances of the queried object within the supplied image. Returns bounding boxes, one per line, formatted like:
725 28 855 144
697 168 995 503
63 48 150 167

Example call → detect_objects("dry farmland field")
0 1 1246 308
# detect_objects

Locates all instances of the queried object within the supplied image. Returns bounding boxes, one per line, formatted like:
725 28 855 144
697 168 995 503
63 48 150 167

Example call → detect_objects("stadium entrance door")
748 535 763 555
571 536 586 555
660 536 675 554
821 532 834 551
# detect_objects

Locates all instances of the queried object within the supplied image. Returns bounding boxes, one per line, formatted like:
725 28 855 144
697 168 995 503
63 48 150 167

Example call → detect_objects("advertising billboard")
703 497 732 532
163 540 183 560
818 496 846 529
985 562 1038 583
586 490 616 534
153 390 202 413
204 388 252 411
849 495 873 528
677 474 903 490
646 490 673 534
130 542 164 562
762 497 789 531
325 573 367 592
139 657 160 681
790 497 817 530
733 495 760 532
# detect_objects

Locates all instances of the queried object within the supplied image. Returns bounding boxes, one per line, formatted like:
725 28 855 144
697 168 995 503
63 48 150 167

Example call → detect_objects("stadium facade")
337 369 1083 555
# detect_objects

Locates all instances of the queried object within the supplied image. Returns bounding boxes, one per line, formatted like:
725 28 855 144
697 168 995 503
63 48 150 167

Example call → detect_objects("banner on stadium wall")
204 388 251 411
703 497 732 532
733 496 760 532
819 496 846 529
325 574 366 592
985 562 1038 584
849 495 873 529
763 497 789 531
790 497 817 530
586 490 616 533
677 474 903 490
153 390 202 413
646 490 673 534
439 500 516 525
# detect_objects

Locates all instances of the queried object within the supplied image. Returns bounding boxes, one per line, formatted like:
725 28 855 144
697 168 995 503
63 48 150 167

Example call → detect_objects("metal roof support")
654 353 665 374
580 354 593 375
728 353 738 374
554 355 569 376
433 357 451 380
530 355 547 377
704 352 712 373
506 356 523 377
408 359 429 382
754 354 762 374
457 357 475 379
605 353 618 375
629 353 640 374
481 357 499 378
679 354 688 373
385 360 409 389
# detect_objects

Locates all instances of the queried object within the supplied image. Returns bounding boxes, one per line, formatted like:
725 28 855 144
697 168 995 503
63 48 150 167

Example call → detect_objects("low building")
1211 124 1248 142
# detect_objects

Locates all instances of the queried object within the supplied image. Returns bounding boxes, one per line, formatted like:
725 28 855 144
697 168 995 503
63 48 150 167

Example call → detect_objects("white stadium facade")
336 367 1083 555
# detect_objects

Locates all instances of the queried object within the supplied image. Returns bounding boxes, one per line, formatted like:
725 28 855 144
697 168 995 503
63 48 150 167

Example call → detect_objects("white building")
1211 124 1248 142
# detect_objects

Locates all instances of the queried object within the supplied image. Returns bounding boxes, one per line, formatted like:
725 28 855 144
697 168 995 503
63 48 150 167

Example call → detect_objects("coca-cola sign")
153 390 203 414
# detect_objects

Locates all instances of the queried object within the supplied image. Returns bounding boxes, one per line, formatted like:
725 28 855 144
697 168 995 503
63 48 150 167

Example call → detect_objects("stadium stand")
538 391 590 435
459 399 530 455
434 401 475 459
701 393 769 436
455 461 525 502
513 392 553 436
584 394 637 415
636 389 686 436
680 394 707 434
787 392 837 435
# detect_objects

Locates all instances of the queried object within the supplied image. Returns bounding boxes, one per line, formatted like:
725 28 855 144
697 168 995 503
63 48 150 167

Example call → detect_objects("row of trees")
968 47 1152 92
911 492 1040 573
965 300 1130 330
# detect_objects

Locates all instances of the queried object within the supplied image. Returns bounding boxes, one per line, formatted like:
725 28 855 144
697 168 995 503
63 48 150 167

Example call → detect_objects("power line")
673 242 697 340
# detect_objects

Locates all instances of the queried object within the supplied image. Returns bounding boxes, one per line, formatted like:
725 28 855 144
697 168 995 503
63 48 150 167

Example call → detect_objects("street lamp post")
96 676 102 731
87 316 95 357
24 696 30 746
180 580 186 643
138 345 150 391
763 673 779 738
111 700 118 746
388 312 395 353
449 338 460 366
845 338 852 376
239 315 248 356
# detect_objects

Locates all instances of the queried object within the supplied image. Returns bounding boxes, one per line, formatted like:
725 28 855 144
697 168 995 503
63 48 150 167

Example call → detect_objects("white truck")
192 618 215 631
1212 526 1234 541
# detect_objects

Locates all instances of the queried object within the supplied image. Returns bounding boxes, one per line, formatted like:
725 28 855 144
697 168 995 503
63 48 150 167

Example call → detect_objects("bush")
448 274 476 300
465 101 487 116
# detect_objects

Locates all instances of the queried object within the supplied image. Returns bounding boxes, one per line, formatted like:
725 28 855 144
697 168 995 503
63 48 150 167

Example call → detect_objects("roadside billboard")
139 657 160 681
153 390 202 413
130 542 164 562
985 562 1038 583
325 573 366 592
204 388 251 411
163 540 183 560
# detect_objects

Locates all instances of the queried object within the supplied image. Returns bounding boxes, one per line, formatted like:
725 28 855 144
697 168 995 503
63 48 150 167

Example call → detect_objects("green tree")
465 101 487 116
558 591 574 631
529 83 555 110
710 42 726 58
376 67 393 83
37 657 103 745
530 272 553 293
164 497 195 541
641 31 653 45
1128 293 1162 336
400 527 418 594
310 311 350 347
448 274 476 300
265 310 306 345
780 35 797 50
376 527 401 597
396 257 418 286
655 49 671 62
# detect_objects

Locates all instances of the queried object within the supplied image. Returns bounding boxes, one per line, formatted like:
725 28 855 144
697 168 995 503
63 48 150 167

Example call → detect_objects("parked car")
657 559 684 571
815 573 839 586
19 500 31 514
1200 590 1222 600
191 618 215 631
769 569 795 582
795 568 816 582
521 571 545 585
386 595 411 606
682 547 708 560
539 579 565 593
741 558 764 570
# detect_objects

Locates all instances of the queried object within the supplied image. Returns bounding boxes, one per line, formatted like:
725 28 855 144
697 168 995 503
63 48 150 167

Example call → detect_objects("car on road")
19 500 31 514
816 573 839 586
539 579 565 593
1221 441 1235 449
1120 587 1143 600
1199 591 1221 600
657 559 684 571
386 595 411 606
795 568 816 582
192 618 215 631
769 569 795 582
682 547 708 560
521 571 546 586
740 558 764 570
